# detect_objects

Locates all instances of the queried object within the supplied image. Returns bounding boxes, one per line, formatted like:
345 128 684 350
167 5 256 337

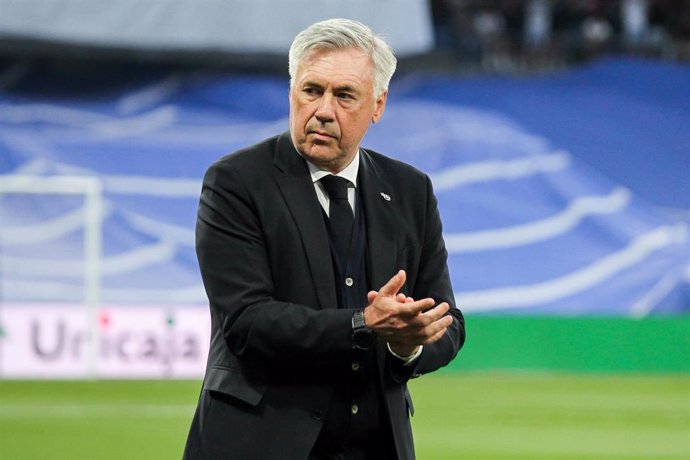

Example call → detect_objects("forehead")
295 47 374 90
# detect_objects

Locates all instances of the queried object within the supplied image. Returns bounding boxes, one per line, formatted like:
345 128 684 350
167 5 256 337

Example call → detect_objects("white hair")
288 18 397 98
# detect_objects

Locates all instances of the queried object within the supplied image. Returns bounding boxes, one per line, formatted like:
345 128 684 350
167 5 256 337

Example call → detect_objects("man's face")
289 47 387 173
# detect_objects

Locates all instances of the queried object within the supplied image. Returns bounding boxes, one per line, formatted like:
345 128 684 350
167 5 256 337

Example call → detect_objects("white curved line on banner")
430 151 570 191
117 74 184 114
386 102 553 153
3 241 178 277
12 158 53 175
0 103 113 125
0 102 178 136
455 224 689 312
123 211 195 246
52 162 200 197
0 205 108 245
2 279 207 303
101 284 207 303
445 187 631 252
2 130 62 159
127 117 289 144
11 161 202 197
88 105 178 137
629 273 683 318
101 174 201 197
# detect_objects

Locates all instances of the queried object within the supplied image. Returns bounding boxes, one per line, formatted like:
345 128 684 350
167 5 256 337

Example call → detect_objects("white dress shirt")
300 150 422 365
304 152 359 216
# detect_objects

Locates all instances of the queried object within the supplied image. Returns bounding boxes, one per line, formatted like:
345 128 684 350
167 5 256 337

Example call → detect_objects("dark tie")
320 175 354 263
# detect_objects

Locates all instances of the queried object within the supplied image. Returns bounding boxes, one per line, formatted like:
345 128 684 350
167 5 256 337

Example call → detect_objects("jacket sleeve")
389 175 466 381
196 159 354 365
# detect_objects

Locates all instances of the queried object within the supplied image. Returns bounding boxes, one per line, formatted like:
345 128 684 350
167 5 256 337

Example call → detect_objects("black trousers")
308 429 397 460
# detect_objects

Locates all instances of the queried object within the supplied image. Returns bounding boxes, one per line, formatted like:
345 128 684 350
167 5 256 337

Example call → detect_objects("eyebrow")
334 85 359 94
302 80 360 94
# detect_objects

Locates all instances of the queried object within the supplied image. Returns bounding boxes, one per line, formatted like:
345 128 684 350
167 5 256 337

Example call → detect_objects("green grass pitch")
1 372 688 459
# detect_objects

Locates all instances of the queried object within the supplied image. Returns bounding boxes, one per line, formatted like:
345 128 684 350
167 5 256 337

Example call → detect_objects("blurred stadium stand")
0 0 434 72
429 0 690 73
0 0 688 71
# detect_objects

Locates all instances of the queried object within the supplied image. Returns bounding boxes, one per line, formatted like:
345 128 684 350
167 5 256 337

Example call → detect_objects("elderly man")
183 18 465 460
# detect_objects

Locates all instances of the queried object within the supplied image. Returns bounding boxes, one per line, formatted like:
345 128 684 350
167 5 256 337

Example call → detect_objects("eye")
303 87 321 97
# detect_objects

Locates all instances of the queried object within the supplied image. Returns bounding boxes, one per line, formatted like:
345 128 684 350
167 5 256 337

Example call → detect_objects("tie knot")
320 175 350 200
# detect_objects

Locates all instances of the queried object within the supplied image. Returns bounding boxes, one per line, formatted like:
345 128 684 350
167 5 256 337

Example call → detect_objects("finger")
395 292 414 304
426 316 453 342
401 315 453 343
398 297 435 316
396 293 415 304
419 302 450 322
378 270 406 297
424 315 453 341
367 290 378 304
403 302 450 327
423 327 448 345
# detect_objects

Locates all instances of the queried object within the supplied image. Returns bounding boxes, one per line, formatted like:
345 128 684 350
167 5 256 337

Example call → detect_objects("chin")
305 145 338 162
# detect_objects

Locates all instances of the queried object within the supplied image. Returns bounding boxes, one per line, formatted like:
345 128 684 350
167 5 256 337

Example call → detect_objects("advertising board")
0 304 210 379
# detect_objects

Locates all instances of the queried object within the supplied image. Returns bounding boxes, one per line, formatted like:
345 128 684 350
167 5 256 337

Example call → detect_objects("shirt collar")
304 151 359 187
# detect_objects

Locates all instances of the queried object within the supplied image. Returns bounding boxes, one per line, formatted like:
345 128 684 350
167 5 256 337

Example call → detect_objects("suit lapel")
359 149 399 291
272 132 337 310
272 140 401 373
270 138 400 312
359 149 402 378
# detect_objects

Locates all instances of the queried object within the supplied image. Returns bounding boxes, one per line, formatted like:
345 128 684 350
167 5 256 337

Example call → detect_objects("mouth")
308 130 336 140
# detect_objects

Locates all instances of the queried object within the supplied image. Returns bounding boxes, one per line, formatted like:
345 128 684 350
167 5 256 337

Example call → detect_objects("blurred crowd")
430 0 690 72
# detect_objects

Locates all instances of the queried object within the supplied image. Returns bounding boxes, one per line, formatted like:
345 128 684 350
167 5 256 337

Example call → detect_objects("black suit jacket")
184 132 465 460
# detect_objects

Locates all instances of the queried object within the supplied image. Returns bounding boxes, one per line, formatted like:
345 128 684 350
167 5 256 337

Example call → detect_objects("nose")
315 92 335 124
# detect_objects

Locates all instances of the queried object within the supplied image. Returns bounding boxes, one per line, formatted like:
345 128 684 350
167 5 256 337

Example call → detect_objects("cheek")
295 104 316 124
342 114 372 137
290 108 307 131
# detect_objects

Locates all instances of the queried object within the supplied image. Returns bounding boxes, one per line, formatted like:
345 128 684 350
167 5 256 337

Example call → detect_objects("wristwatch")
352 309 375 350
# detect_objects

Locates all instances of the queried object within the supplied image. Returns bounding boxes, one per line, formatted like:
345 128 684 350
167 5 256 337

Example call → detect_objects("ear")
371 89 388 124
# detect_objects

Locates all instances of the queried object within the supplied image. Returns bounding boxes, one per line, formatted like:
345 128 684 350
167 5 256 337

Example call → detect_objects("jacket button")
312 410 324 421
351 404 359 415
345 277 354 287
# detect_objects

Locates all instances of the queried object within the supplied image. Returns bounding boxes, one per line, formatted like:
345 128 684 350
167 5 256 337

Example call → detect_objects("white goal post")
0 175 104 376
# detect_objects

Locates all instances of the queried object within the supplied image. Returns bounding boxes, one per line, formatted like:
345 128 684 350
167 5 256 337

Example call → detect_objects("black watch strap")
352 309 375 350
352 309 367 330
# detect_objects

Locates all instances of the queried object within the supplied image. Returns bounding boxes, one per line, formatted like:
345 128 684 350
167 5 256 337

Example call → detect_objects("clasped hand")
363 270 453 357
